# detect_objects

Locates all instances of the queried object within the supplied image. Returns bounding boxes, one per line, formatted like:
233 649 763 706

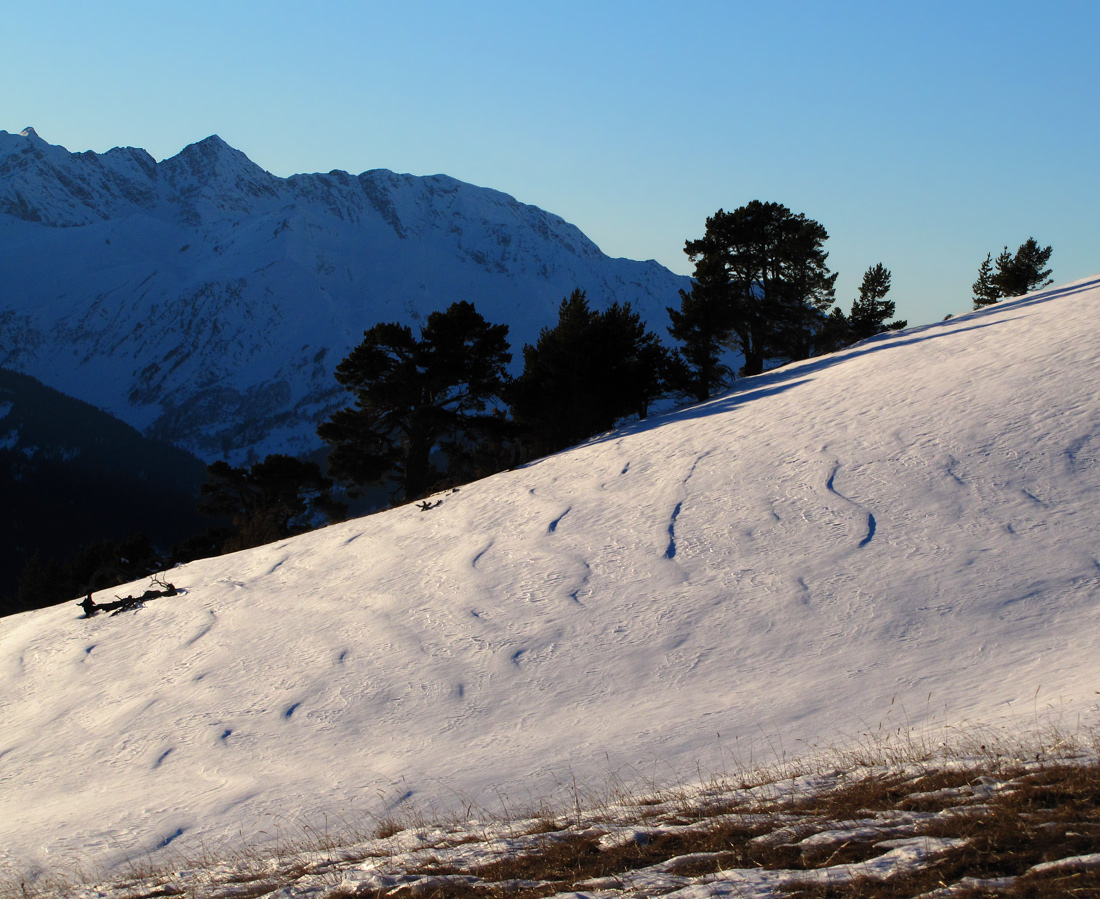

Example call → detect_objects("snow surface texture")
0 127 688 463
2 278 1100 879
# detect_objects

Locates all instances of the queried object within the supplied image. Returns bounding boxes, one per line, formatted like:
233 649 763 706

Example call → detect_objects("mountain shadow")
0 368 208 615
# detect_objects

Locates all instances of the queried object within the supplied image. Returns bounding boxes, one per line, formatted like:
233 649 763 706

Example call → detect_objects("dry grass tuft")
781 758 1100 898
6 723 1100 899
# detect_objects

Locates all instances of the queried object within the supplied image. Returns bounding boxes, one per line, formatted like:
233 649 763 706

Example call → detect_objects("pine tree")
849 263 906 340
511 290 597 454
994 247 1015 290
200 455 345 551
973 239 1053 308
771 214 838 362
318 301 511 502
666 252 735 401
511 290 669 456
676 201 837 379
972 253 1001 308
816 306 852 354
995 237 1053 297
597 301 670 422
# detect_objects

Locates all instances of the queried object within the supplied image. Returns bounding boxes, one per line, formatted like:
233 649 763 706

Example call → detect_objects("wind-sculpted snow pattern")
2 278 1100 879
664 452 711 560
822 458 877 548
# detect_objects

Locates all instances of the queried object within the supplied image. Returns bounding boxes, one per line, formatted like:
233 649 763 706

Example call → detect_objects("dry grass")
770 759 1100 898
6 724 1100 899
335 755 1100 899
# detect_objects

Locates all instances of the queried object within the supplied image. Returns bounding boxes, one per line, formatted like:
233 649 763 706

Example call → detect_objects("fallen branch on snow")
78 574 179 618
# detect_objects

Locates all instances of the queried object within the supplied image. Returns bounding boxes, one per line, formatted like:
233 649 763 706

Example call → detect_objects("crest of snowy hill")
2 277 1099 880
0 127 689 462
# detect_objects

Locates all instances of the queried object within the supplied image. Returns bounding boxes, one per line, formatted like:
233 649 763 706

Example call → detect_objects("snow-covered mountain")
0 128 689 462
2 276 1098 881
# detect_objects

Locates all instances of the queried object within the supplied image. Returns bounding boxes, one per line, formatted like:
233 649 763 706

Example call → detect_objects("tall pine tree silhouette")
849 263 906 340
673 201 837 381
319 301 511 502
511 290 669 456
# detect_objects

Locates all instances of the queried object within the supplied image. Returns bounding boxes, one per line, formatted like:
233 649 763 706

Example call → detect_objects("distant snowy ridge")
1 277 1098 878
0 128 689 461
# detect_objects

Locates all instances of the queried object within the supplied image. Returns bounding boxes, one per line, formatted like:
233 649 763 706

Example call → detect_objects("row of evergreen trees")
972 238 1053 308
314 293 665 500
668 202 905 400
17 205 1056 615
309 204 1056 517
145 225 1060 557
304 200 909 513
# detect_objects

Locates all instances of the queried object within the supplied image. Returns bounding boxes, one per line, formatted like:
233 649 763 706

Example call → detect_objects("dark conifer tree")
849 263 906 340
510 290 595 454
597 300 671 421
511 290 669 456
972 252 1001 308
771 214 839 362
995 238 1053 297
993 247 1016 294
318 301 511 502
200 454 345 551
675 201 837 380
816 306 852 355
666 253 735 401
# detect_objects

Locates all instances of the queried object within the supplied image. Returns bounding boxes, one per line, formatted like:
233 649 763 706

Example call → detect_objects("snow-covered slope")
2 278 1099 880
0 128 688 462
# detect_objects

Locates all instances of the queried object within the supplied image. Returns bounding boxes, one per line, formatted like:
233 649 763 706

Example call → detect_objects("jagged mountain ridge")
0 128 689 462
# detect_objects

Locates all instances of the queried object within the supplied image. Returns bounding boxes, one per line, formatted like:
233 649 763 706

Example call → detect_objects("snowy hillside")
0 127 688 462
2 277 1099 882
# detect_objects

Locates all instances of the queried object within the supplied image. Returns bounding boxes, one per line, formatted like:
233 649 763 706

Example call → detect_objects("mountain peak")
160 133 279 208
19 126 42 141
194 133 230 149
174 133 239 161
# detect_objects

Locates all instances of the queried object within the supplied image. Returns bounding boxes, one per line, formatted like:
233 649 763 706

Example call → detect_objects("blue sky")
4 0 1097 326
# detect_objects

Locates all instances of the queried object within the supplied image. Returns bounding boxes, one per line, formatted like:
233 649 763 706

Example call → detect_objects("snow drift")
2 277 1099 878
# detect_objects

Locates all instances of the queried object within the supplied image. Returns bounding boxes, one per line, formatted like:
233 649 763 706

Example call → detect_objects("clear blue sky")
4 0 1097 326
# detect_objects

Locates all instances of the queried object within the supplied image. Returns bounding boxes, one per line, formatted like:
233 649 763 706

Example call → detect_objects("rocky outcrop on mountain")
0 128 689 462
